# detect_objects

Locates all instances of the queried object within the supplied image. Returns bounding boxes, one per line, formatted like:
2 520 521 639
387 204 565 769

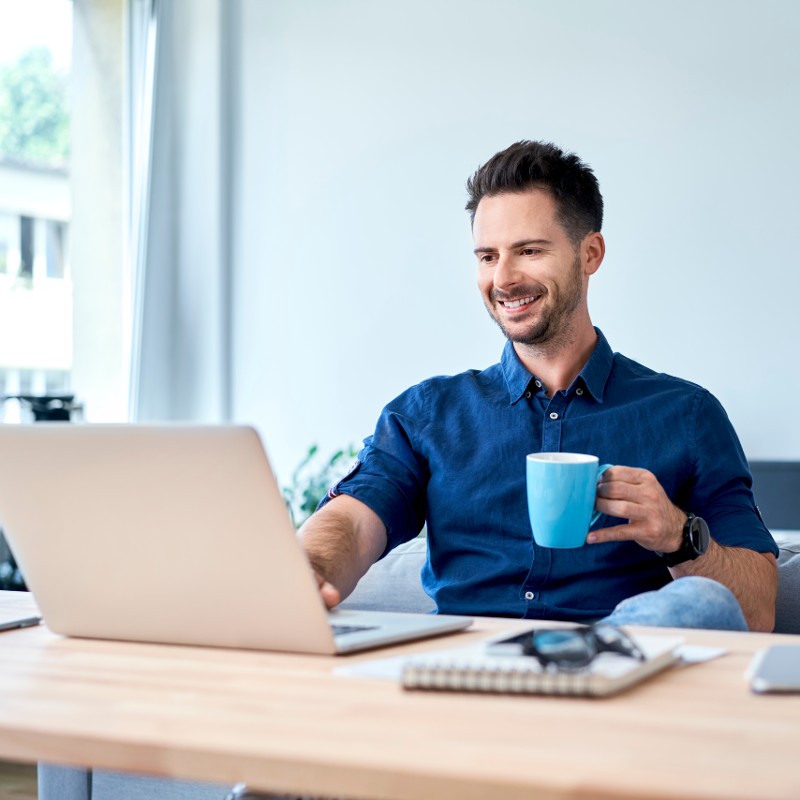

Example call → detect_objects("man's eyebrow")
511 239 552 249
473 239 552 255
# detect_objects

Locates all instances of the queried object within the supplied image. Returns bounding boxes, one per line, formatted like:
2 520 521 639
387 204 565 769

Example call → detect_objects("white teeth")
502 296 536 309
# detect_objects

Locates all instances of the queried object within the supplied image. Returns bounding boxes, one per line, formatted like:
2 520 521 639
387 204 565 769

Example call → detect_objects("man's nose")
494 254 522 290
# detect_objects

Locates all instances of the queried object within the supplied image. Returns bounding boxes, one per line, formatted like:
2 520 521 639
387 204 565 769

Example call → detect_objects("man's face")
473 189 587 348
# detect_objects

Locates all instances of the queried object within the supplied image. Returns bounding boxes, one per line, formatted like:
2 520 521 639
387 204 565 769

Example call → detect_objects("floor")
0 760 37 800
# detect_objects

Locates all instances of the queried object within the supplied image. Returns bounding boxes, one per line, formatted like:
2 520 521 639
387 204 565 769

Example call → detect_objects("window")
0 0 128 423
0 0 73 419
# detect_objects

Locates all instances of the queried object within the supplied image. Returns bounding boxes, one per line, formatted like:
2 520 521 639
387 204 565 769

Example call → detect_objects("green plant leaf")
283 442 360 529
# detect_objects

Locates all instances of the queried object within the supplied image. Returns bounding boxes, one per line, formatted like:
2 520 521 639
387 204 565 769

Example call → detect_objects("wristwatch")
656 513 710 567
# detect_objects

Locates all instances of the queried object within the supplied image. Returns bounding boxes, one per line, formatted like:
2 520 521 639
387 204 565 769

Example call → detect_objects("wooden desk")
1 590 799 800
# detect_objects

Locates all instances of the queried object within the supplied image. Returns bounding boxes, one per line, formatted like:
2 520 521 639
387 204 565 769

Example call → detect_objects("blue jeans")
601 576 748 631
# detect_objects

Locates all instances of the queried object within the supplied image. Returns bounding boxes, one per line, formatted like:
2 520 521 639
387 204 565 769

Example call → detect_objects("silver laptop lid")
0 424 341 654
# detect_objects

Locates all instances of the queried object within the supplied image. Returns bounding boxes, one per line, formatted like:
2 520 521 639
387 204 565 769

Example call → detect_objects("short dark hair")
465 140 604 243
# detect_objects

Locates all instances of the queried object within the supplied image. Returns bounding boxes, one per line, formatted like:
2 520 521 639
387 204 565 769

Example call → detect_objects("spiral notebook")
401 633 684 697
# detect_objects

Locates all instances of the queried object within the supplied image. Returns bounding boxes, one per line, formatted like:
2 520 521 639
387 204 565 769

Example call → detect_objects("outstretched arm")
593 466 778 632
298 494 388 609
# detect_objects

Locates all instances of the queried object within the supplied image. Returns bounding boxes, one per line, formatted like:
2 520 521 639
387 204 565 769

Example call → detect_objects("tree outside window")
0 45 70 168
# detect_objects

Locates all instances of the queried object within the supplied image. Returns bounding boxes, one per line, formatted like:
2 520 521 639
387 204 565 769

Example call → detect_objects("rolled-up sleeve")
690 391 779 556
319 385 430 552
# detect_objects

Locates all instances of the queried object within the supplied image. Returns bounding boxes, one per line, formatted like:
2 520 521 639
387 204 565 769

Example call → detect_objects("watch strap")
656 513 708 567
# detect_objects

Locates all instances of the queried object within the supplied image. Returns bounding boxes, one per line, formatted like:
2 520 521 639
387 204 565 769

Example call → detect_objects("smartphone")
750 645 800 694
0 615 42 633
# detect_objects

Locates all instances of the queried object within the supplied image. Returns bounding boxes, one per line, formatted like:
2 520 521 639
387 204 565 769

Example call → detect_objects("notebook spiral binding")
402 660 592 695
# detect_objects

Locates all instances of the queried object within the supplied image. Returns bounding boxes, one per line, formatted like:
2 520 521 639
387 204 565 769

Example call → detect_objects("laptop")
0 424 471 654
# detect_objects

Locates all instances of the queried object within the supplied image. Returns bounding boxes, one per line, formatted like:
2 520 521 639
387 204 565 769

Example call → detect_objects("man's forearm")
674 541 778 632
592 468 778 631
298 494 388 604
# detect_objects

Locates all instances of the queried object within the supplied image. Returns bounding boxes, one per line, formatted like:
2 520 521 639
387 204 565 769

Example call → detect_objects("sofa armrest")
776 540 800 634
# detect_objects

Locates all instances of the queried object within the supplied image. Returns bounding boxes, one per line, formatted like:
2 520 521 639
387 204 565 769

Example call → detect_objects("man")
300 140 778 632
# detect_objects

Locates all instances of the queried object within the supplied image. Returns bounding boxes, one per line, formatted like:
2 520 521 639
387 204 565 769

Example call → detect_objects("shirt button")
534 380 542 388
525 391 532 399
576 387 584 396
524 591 536 601
549 412 559 420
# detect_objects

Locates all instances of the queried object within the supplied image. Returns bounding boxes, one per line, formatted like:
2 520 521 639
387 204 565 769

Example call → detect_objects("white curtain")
128 0 237 422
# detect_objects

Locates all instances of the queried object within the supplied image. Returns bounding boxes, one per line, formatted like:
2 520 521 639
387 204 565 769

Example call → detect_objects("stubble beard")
487 253 585 355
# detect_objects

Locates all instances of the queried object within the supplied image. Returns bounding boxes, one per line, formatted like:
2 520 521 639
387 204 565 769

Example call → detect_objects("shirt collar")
578 328 613 403
500 328 614 405
500 341 536 404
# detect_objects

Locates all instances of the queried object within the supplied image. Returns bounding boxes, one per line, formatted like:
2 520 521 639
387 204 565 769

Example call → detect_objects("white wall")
232 0 800 483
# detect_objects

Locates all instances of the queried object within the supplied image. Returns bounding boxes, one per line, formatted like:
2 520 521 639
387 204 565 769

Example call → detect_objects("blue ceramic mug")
526 453 613 548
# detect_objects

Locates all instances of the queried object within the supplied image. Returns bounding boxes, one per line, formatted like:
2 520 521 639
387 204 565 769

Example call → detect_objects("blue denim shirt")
326 329 778 621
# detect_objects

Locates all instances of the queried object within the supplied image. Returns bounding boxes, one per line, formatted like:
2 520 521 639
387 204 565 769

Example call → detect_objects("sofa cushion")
340 537 433 613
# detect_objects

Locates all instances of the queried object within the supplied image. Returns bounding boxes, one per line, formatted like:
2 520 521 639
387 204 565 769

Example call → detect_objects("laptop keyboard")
331 623 379 637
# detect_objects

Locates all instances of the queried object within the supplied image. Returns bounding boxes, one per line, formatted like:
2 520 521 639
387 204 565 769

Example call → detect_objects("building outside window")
0 0 73 418
1 0 127 425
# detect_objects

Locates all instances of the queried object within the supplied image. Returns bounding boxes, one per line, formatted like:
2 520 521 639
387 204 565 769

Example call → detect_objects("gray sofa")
38 536 800 800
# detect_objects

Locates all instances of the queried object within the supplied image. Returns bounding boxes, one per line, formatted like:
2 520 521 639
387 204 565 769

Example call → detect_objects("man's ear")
582 232 605 276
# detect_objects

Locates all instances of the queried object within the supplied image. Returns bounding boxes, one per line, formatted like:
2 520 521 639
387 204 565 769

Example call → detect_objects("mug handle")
590 463 613 526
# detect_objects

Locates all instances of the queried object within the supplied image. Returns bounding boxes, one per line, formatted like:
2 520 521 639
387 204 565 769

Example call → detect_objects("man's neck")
513 322 598 397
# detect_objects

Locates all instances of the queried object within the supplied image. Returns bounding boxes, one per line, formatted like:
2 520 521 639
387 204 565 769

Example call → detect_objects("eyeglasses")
515 623 646 671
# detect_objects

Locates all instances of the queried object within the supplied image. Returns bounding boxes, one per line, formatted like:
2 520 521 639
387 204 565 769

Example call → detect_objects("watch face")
656 514 709 565
690 516 710 554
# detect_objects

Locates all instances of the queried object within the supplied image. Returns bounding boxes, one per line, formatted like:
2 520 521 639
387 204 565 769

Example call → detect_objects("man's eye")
520 248 540 256
479 253 498 264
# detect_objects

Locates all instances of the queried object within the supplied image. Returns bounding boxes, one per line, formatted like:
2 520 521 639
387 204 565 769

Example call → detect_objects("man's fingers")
311 567 342 609
319 581 341 610
599 465 646 484
592 466 686 553
595 496 643 522
587 524 638 544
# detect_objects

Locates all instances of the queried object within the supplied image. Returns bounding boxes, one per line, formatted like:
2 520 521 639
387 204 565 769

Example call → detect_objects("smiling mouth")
498 295 541 310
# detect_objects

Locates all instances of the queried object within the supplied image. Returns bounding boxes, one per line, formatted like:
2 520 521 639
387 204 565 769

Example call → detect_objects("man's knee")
605 576 748 631
662 576 747 629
